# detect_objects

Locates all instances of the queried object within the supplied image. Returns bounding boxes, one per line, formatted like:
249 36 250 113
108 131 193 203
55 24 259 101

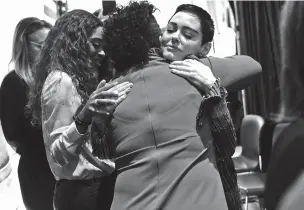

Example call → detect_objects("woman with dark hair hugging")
26 10 132 210
84 1 250 209
159 4 243 210
96 1 261 209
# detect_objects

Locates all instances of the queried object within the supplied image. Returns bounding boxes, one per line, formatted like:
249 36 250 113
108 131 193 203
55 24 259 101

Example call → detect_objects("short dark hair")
170 4 215 44
103 1 158 73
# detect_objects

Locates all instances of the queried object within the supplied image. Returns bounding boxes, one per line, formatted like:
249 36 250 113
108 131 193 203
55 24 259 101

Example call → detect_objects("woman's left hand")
169 59 216 93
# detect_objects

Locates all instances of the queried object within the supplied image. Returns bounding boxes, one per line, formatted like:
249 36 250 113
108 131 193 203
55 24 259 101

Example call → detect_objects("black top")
0 71 47 163
264 116 304 210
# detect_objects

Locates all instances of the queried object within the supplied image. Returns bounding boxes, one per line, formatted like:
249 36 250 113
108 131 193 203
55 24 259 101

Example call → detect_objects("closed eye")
93 42 101 48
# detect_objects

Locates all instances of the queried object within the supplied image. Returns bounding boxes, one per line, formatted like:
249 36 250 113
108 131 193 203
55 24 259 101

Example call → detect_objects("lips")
166 45 181 52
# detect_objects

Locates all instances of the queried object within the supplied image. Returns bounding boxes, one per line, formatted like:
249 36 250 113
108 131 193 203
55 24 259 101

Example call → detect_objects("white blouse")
41 70 114 181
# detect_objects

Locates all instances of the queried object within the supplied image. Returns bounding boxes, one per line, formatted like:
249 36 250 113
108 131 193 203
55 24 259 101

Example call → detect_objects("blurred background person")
0 17 55 210
264 1 304 210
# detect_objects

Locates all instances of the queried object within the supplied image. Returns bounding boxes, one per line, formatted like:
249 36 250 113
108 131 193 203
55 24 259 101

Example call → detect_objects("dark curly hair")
103 1 160 73
27 9 103 126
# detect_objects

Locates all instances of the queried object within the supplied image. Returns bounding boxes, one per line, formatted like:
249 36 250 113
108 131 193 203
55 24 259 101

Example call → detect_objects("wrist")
203 77 217 93
78 108 93 125
204 78 222 97
73 113 91 135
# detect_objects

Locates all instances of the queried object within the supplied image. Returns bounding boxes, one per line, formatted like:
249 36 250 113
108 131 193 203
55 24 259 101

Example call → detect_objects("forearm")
200 55 262 91
200 79 237 158
49 122 89 166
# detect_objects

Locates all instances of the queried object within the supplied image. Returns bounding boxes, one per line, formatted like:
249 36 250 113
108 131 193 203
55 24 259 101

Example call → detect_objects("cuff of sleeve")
203 78 226 104
62 122 89 151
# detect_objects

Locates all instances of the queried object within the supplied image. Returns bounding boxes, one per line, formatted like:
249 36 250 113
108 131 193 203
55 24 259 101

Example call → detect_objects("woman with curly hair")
0 17 55 210
27 9 133 210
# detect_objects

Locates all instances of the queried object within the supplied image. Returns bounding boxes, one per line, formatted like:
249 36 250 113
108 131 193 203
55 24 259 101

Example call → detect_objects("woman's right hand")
78 80 133 124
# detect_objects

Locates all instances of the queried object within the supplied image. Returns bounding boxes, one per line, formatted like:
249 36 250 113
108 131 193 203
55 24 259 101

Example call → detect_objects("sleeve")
0 73 24 147
277 176 304 210
198 78 237 158
91 119 115 160
200 55 262 92
198 79 242 207
42 72 88 167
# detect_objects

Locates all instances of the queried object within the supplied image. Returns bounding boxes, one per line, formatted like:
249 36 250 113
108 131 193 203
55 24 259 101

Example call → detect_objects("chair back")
240 115 265 159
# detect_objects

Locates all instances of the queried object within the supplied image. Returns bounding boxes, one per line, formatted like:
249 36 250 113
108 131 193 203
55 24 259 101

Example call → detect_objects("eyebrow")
183 26 199 35
168 22 199 34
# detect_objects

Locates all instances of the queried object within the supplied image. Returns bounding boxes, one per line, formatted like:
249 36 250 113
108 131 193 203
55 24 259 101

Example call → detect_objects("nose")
171 32 180 45
98 50 105 57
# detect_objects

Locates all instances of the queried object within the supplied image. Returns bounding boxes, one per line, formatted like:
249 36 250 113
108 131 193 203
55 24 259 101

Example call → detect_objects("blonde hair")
10 17 51 87
277 1 304 122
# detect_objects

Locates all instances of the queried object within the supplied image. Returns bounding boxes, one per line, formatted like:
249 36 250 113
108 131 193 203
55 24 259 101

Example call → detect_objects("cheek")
160 33 170 46
29 48 39 62
182 41 202 54
88 45 97 56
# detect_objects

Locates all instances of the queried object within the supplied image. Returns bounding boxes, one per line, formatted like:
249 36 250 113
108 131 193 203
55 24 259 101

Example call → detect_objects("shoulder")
43 71 74 93
265 117 304 209
267 116 304 180
42 71 78 103
274 117 304 154
0 71 25 102
45 71 73 87
277 171 304 210
1 71 22 89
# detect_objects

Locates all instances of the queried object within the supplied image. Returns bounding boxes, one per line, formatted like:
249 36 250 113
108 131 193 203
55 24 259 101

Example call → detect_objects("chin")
162 51 178 61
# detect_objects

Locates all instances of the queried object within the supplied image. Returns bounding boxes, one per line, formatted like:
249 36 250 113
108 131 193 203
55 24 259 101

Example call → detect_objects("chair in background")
233 115 265 210
233 115 265 173
238 172 266 210
238 121 290 210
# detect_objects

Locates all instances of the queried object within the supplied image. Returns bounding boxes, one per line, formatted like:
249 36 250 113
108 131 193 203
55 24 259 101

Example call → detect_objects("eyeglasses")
28 41 43 48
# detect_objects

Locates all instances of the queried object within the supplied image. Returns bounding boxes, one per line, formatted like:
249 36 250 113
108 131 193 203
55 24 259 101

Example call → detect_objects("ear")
199 42 212 57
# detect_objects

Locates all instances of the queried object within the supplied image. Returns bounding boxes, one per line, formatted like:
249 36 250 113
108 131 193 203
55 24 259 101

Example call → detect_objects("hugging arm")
201 55 262 92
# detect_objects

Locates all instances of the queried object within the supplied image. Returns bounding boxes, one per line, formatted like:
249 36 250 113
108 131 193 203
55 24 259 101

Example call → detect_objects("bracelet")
73 114 91 127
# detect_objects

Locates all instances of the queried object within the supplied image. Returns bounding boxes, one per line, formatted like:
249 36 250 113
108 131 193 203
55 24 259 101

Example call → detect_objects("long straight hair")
10 17 51 87
277 1 304 122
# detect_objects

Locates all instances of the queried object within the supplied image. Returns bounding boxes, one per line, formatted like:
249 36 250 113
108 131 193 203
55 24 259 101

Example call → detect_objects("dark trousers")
54 173 116 210
18 155 55 210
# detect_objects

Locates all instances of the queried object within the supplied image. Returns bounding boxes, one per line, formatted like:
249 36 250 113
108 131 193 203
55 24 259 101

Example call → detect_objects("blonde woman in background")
0 17 55 210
